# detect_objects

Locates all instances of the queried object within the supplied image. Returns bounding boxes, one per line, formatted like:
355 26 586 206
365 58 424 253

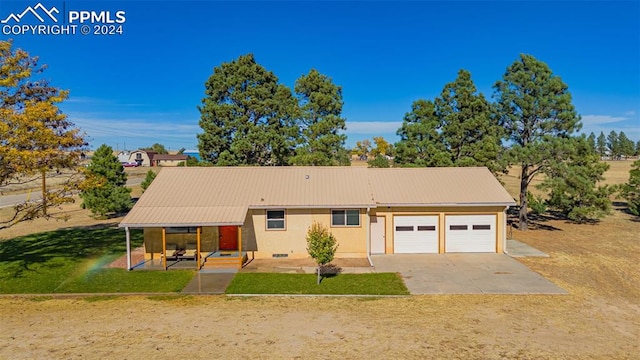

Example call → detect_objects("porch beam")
197 226 202 270
162 227 167 270
125 227 132 271
238 225 242 268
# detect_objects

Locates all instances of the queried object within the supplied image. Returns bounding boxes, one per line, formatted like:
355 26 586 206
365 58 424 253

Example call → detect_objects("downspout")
366 207 373 267
503 206 509 254
125 227 131 271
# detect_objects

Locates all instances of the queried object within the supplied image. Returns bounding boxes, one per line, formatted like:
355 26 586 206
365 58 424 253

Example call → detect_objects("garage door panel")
445 215 496 253
394 216 438 253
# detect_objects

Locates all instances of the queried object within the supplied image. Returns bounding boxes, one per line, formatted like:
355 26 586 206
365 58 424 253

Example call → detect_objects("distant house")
153 154 188 167
129 150 156 167
117 151 130 163
119 167 516 270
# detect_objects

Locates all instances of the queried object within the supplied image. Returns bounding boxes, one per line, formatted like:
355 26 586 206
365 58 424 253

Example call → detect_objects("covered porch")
122 224 249 271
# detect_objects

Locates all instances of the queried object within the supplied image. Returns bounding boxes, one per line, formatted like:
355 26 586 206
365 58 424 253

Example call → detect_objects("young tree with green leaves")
306 221 338 285
289 69 349 166
367 155 390 168
394 100 450 167
80 144 132 218
0 40 87 229
494 54 581 231
140 169 157 193
622 160 640 216
198 54 298 166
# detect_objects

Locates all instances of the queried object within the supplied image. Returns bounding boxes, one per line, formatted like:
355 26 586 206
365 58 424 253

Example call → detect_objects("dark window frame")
331 209 360 227
266 209 286 230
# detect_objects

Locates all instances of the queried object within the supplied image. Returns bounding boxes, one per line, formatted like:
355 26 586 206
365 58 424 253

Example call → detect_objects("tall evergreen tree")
80 144 132 218
494 54 581 231
394 100 450 167
197 54 298 166
289 69 349 166
434 69 504 174
596 131 607 158
617 131 634 157
635 140 640 156
587 132 597 152
607 130 619 159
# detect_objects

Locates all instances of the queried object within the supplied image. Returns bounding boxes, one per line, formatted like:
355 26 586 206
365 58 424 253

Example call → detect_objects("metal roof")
119 166 515 227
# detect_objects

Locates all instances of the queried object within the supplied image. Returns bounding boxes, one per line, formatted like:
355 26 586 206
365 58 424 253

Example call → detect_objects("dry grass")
0 162 638 358
499 160 633 201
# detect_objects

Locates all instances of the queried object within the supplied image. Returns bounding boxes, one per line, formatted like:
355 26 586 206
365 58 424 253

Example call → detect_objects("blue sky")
2 0 639 151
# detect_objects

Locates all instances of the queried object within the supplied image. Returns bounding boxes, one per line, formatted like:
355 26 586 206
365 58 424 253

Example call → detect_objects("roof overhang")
375 202 516 207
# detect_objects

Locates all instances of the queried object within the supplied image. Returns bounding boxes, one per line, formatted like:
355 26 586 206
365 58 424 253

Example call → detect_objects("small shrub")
527 191 547 215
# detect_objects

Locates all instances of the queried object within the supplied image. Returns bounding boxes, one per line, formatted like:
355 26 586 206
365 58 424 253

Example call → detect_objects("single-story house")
116 151 131 163
118 167 516 270
153 154 188 167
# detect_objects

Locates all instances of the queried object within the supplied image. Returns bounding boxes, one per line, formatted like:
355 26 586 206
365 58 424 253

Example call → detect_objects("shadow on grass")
0 224 142 278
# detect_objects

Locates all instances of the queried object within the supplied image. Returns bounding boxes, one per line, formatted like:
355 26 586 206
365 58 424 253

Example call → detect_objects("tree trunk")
317 266 321 285
41 170 47 216
519 165 529 231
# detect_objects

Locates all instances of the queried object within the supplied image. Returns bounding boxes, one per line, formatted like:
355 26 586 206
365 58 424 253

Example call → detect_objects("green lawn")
226 273 409 295
0 227 194 294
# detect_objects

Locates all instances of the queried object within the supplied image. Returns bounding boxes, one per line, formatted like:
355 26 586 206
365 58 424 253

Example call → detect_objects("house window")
266 210 285 230
449 225 468 231
331 209 360 227
166 227 198 234
473 224 491 230
136 153 142 160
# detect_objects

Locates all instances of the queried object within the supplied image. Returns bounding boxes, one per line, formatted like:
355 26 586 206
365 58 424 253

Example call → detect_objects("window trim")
266 209 286 231
331 209 361 227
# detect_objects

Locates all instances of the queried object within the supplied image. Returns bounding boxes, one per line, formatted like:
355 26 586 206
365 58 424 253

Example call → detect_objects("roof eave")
118 222 244 228
376 202 516 207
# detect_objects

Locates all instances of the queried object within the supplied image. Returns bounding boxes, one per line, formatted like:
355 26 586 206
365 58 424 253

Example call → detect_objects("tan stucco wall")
247 208 367 259
143 227 218 259
372 206 507 254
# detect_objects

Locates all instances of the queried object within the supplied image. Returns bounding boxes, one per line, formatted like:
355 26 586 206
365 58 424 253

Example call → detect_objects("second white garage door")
394 216 439 253
445 215 496 253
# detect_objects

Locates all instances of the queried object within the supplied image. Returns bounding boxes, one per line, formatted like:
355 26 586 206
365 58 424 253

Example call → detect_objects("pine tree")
587 132 597 152
607 131 619 159
618 131 634 157
140 169 157 193
394 100 450 167
198 54 298 166
80 144 132 218
539 136 612 222
622 160 640 216
596 131 607 158
289 69 350 166
494 54 581 231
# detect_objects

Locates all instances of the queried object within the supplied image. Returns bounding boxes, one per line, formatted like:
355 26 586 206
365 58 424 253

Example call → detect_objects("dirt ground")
1 162 639 359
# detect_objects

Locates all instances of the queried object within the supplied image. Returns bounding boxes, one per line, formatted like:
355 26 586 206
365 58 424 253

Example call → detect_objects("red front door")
219 226 238 251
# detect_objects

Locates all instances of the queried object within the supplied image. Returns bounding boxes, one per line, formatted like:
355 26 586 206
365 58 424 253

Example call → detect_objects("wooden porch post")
237 225 242 268
125 227 131 271
196 226 202 270
162 227 167 270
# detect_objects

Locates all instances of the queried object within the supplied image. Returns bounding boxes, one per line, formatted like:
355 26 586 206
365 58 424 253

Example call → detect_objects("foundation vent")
272 253 289 258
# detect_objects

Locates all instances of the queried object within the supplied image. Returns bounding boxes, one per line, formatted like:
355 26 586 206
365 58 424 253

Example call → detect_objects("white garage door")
445 215 496 253
394 216 439 253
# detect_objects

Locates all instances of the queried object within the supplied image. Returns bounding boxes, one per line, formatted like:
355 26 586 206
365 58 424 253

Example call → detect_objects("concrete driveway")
371 254 567 295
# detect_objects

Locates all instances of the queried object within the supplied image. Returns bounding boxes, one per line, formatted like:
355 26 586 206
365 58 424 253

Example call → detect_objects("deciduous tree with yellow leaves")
0 40 86 229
